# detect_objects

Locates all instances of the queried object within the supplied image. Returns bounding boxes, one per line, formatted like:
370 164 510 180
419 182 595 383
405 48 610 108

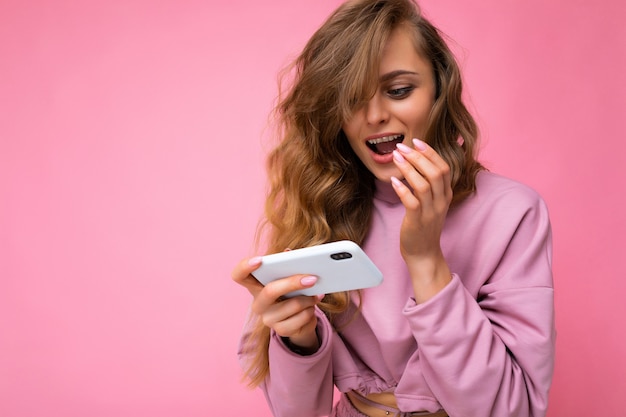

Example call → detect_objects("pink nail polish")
390 176 403 188
393 150 405 163
396 142 412 154
301 276 318 286
248 256 263 266
413 138 427 151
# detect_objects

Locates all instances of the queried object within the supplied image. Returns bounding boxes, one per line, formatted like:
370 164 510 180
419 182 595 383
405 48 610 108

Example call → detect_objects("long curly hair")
242 0 483 387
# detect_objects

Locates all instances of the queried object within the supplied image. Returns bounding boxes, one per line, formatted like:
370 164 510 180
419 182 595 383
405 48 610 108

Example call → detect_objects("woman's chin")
374 169 404 183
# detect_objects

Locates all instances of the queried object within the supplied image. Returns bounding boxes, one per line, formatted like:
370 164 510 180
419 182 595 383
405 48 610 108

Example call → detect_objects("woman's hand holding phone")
231 256 322 353
233 241 382 352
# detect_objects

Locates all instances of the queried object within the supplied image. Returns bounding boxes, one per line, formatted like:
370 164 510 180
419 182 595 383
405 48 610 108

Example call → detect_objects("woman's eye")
387 86 414 99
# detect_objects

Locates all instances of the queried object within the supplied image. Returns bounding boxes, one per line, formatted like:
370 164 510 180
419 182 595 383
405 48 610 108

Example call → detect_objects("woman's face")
342 25 436 182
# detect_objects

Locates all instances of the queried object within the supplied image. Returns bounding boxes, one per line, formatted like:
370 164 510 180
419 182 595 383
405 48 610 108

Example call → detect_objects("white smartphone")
252 240 383 298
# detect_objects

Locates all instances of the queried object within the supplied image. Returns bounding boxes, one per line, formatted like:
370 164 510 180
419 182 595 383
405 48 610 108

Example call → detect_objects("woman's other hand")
391 138 452 303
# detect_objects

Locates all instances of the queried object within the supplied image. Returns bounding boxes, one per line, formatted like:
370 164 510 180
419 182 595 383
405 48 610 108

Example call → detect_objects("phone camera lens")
331 252 352 260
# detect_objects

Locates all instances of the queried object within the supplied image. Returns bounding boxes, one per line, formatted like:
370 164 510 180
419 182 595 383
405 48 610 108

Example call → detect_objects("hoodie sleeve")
400 188 555 417
237 308 336 417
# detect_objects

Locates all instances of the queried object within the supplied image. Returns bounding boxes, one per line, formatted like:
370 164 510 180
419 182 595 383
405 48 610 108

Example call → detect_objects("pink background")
1 0 625 415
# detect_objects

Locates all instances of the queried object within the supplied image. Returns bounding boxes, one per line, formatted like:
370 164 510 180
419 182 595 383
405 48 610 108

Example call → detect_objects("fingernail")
248 256 263 266
390 176 403 188
316 294 326 302
300 275 318 286
393 150 405 163
396 142 413 154
413 138 427 151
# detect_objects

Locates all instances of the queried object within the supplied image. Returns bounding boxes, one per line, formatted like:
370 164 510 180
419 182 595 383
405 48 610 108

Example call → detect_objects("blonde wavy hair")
242 0 483 387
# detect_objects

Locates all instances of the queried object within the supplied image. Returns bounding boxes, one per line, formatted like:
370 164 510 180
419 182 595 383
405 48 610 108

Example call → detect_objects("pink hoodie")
239 171 555 417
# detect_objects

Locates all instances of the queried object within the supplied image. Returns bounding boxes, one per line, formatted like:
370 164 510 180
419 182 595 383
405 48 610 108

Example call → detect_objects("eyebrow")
379 70 419 82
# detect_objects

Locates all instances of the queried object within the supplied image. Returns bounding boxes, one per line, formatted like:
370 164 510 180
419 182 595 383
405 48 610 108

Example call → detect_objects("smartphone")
251 240 383 298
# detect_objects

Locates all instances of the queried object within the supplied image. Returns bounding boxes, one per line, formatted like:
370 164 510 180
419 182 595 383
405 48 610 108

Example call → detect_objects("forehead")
379 26 432 76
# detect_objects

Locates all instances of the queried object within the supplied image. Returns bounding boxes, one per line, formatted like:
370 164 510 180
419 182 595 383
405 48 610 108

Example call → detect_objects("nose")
364 94 388 125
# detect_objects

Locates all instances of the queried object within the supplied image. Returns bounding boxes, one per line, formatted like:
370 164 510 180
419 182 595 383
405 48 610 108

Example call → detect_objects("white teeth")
367 134 403 145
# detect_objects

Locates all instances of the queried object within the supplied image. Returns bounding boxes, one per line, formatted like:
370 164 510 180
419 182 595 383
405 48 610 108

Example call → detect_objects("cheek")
341 122 361 149
341 117 358 138
400 100 433 129
345 135 362 156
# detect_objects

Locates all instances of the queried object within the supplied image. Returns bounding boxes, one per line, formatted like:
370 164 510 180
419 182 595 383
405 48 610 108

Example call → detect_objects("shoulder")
474 171 548 212
451 171 551 227
476 171 542 201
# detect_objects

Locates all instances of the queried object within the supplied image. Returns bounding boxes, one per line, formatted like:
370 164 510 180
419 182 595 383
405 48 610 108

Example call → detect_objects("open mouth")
367 134 404 155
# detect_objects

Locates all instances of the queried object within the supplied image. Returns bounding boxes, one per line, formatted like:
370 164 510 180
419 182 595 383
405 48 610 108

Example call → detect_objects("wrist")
282 328 320 356
405 253 452 303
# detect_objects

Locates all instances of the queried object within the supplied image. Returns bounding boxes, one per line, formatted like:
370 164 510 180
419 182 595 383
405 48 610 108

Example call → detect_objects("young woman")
232 0 555 416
